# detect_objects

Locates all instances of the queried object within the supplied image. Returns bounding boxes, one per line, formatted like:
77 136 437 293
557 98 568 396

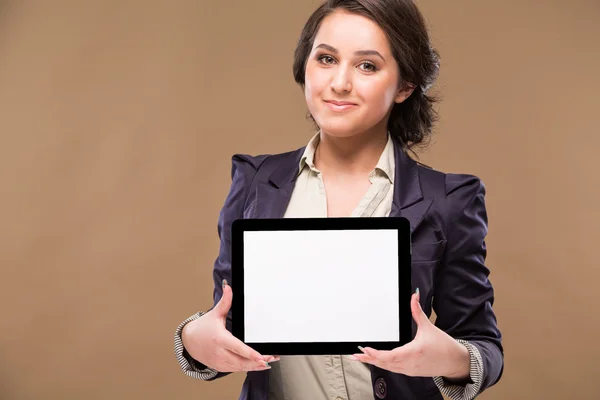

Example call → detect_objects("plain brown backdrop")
0 0 599 399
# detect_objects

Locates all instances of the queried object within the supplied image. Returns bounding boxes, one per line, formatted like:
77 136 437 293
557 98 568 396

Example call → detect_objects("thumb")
213 279 233 318
411 288 428 328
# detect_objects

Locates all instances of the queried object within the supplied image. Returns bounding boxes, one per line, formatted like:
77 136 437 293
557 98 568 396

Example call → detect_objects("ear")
394 83 416 104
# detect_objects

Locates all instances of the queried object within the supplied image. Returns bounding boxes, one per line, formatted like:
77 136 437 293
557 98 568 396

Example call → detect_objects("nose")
330 66 352 93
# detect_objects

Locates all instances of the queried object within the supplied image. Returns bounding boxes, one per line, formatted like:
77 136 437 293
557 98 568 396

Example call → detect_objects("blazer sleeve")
431 174 504 395
173 154 263 381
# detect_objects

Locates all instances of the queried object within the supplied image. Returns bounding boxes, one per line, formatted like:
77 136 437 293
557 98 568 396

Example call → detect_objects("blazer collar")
256 137 431 234
267 137 423 206
267 147 305 189
391 138 424 211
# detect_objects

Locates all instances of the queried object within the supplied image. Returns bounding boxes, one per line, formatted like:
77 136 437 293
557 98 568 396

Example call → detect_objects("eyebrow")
315 43 386 62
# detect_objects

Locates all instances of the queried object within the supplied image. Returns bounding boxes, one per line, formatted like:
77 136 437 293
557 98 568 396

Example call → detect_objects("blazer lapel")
247 138 432 234
249 148 304 219
251 182 295 219
389 139 433 234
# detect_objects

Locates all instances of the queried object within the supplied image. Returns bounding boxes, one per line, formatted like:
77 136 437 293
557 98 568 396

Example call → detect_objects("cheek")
304 66 327 107
355 80 397 112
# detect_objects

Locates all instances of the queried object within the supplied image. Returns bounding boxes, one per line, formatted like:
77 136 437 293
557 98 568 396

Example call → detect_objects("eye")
317 55 336 65
316 55 378 72
359 61 377 72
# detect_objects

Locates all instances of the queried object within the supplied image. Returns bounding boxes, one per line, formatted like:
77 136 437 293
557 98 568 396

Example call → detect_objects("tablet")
230 217 412 355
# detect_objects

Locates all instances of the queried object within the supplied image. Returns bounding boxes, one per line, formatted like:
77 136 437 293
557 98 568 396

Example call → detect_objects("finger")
411 288 428 327
354 346 411 374
358 346 394 363
350 353 377 363
264 355 281 362
220 332 268 363
351 352 389 370
213 279 232 317
222 349 272 372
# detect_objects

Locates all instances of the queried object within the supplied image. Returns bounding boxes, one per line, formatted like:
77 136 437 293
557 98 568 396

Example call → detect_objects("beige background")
0 0 599 399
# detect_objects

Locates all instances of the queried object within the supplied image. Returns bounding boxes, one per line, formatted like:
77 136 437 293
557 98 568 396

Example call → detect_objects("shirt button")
374 376 387 399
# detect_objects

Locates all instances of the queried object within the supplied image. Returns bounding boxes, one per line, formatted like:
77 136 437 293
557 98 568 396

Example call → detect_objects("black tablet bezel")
230 217 412 355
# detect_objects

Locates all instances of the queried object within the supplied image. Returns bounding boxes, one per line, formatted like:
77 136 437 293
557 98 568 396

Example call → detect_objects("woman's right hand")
182 280 279 372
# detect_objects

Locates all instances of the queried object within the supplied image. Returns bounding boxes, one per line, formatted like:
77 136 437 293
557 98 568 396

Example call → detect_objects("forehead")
313 10 391 54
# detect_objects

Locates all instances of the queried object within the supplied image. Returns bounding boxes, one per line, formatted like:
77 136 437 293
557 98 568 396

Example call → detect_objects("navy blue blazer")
204 137 503 400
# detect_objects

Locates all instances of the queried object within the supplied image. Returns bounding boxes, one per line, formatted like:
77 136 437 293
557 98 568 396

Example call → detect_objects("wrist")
182 318 203 358
442 339 471 382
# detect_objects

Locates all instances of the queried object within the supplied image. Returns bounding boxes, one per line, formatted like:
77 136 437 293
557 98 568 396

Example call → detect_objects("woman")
174 0 503 399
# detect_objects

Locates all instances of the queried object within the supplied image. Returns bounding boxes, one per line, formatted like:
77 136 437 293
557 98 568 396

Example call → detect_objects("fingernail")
222 279 228 288
415 287 419 294
358 346 364 351
265 361 270 367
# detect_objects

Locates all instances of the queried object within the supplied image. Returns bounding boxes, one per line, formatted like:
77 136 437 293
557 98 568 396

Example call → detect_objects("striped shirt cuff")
174 311 219 380
432 339 484 400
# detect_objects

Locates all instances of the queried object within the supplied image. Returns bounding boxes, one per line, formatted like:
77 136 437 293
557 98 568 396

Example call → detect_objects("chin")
316 120 362 138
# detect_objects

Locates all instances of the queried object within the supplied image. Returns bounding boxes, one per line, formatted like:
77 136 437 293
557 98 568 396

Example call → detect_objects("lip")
324 100 358 112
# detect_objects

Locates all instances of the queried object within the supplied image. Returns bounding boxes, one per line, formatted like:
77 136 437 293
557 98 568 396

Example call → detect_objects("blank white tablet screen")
243 229 400 343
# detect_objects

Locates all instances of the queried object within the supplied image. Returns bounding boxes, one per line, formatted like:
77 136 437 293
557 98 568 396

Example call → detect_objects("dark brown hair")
293 0 440 151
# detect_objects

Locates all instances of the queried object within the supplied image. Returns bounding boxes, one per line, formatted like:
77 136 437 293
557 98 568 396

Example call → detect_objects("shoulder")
230 146 305 180
414 161 486 220
414 160 485 197
218 147 303 218
414 162 488 249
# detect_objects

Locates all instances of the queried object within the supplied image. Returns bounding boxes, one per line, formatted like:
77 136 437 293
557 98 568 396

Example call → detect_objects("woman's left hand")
351 289 471 380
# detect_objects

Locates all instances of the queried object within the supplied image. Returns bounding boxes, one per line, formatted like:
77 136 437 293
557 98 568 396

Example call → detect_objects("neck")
314 127 388 178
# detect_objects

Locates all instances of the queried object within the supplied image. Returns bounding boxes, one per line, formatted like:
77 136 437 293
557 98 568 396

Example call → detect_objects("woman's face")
304 10 413 139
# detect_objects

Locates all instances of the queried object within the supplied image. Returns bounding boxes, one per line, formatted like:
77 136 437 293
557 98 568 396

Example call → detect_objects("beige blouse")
268 131 395 400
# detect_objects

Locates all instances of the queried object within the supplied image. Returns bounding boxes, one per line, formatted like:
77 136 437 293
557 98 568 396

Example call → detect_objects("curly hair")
292 0 441 151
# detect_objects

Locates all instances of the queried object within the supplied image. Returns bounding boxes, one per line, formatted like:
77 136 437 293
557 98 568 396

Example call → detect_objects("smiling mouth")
324 100 358 112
